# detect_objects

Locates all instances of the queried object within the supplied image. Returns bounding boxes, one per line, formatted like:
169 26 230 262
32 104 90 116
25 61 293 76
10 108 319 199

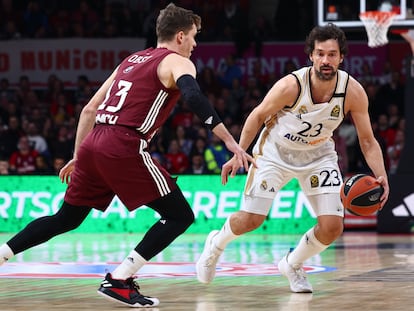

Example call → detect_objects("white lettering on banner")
0 192 11 218
0 190 315 220
216 191 241 217
0 39 145 87
30 192 52 218
191 191 217 218
196 55 383 78
13 192 33 218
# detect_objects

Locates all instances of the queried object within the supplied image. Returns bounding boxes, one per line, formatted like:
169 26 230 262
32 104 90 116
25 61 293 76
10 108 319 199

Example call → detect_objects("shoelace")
292 267 308 283
204 252 220 267
126 277 141 292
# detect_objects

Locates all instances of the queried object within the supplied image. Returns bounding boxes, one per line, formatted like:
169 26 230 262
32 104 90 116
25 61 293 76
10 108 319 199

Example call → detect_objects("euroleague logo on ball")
340 174 384 216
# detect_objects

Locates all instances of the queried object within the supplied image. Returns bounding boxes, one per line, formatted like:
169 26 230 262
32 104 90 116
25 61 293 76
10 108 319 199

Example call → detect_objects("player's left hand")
59 158 76 184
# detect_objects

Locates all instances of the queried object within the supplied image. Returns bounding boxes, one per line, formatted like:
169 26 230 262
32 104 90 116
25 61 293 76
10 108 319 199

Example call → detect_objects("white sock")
0 243 14 265
111 250 147 280
212 217 239 250
287 227 328 267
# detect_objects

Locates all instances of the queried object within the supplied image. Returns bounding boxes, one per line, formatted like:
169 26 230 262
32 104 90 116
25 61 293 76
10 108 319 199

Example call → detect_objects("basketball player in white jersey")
196 23 389 293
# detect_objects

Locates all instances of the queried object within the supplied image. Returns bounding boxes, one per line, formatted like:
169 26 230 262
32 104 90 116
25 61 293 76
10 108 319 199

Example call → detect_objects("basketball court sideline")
0 232 413 311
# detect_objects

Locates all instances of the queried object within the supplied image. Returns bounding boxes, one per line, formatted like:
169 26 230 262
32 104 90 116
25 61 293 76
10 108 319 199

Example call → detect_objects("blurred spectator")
357 61 376 87
0 78 16 105
216 0 249 57
386 103 401 130
142 2 162 48
376 113 396 147
217 53 243 89
50 93 74 126
48 7 71 37
74 75 93 106
250 14 273 57
23 1 49 38
0 116 24 159
48 125 74 161
204 133 230 174
185 152 212 174
164 139 189 174
274 0 313 41
9 136 39 174
0 157 10 175
52 156 66 175
170 101 193 129
376 70 405 116
377 60 393 85
197 66 221 97
0 0 22 40
26 122 49 157
175 125 193 156
71 0 100 37
333 129 348 176
34 154 54 175
387 129 404 175
338 116 358 173
281 59 298 76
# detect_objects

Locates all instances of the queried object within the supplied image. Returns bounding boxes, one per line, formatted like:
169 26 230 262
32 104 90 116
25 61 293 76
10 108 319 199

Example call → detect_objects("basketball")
340 174 384 216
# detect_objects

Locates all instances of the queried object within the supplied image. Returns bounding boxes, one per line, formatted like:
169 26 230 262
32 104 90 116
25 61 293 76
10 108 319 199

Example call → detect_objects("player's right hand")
59 158 76 184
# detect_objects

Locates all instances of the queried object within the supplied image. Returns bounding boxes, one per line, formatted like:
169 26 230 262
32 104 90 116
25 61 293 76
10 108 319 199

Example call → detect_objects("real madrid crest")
260 180 268 191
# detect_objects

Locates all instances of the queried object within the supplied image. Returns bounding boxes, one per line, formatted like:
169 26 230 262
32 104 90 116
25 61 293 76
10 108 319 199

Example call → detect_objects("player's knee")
181 204 195 229
232 212 265 234
318 218 343 241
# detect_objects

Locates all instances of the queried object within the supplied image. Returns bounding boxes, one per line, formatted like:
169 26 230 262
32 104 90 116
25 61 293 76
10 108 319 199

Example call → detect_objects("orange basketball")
340 174 384 216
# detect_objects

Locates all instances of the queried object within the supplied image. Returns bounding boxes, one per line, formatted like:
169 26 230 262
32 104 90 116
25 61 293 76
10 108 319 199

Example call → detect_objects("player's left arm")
347 77 389 206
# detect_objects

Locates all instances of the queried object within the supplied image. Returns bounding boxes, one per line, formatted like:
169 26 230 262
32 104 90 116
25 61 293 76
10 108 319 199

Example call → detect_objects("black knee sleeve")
135 189 194 259
7 201 91 254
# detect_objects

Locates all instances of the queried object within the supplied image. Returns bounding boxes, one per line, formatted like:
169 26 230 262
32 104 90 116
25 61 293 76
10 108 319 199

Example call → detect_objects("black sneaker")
97 273 159 307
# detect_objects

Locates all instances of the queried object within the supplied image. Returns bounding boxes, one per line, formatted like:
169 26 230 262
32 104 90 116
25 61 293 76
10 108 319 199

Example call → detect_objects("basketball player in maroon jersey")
0 3 254 308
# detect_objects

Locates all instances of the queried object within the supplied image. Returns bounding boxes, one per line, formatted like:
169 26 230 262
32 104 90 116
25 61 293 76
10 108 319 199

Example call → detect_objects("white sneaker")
278 254 313 293
196 230 222 284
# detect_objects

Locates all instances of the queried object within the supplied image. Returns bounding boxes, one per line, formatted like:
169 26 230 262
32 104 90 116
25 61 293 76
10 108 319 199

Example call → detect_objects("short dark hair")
304 23 348 56
156 3 201 43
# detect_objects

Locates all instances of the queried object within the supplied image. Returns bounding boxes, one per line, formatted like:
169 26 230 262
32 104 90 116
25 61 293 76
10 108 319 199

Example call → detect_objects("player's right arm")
221 74 299 183
59 68 118 183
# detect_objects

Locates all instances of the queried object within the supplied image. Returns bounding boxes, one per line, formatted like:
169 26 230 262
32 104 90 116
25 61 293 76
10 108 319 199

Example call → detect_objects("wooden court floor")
0 232 413 310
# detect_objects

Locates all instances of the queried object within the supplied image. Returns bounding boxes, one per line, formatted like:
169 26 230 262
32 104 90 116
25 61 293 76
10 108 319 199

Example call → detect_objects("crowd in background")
0 0 406 177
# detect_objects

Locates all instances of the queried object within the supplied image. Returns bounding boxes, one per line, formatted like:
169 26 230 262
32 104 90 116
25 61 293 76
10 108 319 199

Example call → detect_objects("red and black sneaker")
97 273 159 308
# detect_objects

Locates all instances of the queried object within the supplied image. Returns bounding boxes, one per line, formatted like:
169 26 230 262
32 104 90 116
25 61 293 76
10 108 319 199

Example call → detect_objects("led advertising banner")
0 176 315 234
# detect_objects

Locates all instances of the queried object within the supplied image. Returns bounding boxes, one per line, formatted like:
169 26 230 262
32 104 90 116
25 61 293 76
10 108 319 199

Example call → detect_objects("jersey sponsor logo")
283 133 308 144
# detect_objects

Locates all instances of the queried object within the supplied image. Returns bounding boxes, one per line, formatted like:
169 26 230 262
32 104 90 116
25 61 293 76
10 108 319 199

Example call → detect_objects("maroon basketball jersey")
95 48 181 141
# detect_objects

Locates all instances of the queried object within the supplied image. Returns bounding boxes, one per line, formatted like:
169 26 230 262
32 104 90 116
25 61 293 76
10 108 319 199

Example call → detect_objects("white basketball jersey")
267 67 349 150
